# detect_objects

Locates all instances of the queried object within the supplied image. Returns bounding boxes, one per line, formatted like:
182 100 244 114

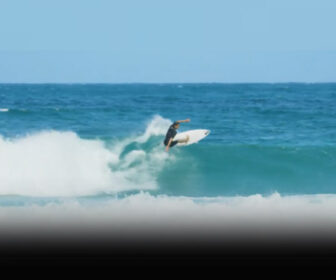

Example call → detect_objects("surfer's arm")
176 119 190 123
165 138 173 152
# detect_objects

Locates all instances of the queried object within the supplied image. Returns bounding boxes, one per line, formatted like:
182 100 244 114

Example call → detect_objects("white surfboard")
173 129 210 146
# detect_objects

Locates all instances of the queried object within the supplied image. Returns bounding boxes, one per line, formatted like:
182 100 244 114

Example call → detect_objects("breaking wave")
0 115 173 196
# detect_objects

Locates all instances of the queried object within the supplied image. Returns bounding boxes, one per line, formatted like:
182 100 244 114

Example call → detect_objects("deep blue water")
1 83 336 202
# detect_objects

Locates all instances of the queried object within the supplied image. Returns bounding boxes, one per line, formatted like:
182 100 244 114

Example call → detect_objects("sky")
0 0 335 83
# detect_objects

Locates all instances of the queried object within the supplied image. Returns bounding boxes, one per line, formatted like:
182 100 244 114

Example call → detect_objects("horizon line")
1 81 336 85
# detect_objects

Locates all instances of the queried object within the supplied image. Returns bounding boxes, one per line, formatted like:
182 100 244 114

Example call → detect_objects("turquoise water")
1 83 336 205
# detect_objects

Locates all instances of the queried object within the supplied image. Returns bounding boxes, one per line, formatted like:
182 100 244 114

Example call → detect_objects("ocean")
1 83 336 240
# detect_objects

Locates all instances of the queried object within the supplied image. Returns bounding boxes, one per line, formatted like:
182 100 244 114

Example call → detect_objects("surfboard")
173 129 210 146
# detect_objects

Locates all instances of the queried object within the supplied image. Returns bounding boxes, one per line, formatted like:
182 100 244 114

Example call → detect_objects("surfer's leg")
169 140 178 148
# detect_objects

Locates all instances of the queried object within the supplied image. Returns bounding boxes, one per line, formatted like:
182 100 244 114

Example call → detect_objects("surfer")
164 119 190 152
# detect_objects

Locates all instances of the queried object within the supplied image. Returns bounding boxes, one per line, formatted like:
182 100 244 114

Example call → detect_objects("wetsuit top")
164 124 177 146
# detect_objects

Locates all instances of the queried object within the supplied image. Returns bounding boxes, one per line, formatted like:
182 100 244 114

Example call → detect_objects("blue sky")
0 0 335 83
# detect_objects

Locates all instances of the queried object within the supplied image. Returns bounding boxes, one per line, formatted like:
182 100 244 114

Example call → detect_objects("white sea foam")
136 115 172 143
0 108 9 112
0 115 173 196
1 192 336 238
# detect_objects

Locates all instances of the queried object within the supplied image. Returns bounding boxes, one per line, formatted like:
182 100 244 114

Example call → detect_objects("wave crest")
0 115 173 196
